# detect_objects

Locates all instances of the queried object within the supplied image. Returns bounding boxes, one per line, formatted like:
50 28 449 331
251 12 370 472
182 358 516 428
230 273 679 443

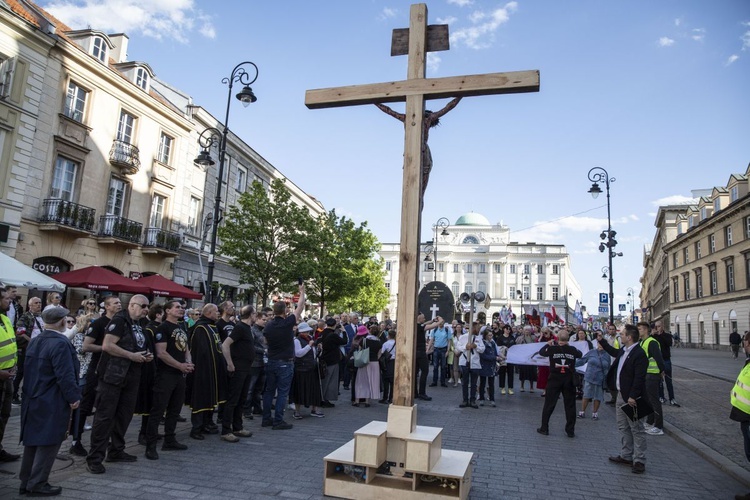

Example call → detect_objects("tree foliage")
298 210 387 316
218 179 309 307
328 256 390 316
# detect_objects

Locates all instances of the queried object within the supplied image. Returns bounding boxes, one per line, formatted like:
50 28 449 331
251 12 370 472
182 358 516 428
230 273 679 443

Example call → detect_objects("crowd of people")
0 283 747 496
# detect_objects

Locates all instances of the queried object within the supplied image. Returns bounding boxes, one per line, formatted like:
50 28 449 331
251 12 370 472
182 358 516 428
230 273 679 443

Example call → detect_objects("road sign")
618 304 626 312
598 306 609 314
599 293 609 304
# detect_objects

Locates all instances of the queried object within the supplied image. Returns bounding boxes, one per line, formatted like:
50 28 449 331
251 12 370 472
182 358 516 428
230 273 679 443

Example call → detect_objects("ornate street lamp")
194 61 259 303
626 287 636 324
431 217 450 281
588 167 618 325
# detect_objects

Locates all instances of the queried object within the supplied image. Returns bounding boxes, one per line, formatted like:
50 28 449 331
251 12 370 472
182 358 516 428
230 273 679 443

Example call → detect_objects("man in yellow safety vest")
0 286 20 462
730 332 750 500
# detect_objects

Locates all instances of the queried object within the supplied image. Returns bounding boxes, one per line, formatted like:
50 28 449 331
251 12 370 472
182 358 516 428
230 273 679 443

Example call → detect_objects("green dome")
455 212 491 226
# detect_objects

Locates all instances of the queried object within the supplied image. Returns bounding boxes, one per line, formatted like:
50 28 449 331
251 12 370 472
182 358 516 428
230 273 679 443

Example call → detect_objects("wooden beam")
305 70 540 109
392 3 427 408
391 24 449 56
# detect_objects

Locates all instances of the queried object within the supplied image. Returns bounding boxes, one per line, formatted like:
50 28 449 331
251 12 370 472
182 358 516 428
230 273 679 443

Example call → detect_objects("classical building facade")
642 164 750 347
0 1 323 307
379 212 583 324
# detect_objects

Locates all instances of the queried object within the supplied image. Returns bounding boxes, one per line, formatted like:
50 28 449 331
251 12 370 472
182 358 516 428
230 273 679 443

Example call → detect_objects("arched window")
465 282 473 294
135 67 149 90
451 281 459 298
462 235 479 245
92 36 108 63
478 282 487 293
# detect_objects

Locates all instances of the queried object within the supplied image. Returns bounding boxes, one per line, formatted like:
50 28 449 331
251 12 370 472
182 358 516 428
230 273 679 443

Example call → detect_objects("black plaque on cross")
418 281 454 321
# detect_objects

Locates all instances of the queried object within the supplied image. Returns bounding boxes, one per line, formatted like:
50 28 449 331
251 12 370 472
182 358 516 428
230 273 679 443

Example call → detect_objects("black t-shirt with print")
155 320 189 375
216 318 235 343
86 315 112 372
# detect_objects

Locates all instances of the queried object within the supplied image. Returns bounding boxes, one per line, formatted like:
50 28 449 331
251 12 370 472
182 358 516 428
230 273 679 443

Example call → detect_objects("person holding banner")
576 331 610 420
536 331 581 437
516 326 538 392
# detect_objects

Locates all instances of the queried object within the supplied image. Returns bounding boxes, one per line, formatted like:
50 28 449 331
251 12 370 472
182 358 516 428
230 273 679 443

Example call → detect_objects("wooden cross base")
322 405 474 499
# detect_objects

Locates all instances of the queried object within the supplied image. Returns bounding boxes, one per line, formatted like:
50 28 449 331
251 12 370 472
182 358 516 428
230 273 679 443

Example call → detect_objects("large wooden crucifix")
306 3 539 408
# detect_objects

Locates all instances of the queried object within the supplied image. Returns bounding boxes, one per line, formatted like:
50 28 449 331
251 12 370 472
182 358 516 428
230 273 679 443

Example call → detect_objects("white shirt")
616 342 638 392
381 338 396 358
456 333 485 369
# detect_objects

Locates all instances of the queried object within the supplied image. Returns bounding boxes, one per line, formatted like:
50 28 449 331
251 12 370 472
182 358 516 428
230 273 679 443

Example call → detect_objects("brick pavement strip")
0 363 747 499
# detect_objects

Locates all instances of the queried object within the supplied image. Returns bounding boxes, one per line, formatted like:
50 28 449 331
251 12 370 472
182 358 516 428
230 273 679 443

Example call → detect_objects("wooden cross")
306 3 539 407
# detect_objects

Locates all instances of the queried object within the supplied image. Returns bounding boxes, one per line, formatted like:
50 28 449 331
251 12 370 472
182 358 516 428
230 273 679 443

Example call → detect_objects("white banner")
506 340 596 374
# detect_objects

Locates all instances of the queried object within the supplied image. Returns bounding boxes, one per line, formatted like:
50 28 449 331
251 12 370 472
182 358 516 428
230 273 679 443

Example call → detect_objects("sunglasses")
133 303 150 309
87 302 96 305
66 319 76 324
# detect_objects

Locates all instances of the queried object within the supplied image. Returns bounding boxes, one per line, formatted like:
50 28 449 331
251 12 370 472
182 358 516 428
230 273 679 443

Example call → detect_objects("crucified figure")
375 97 461 203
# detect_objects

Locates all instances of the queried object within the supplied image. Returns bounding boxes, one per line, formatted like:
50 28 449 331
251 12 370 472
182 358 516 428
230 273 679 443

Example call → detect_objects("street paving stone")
0 350 747 499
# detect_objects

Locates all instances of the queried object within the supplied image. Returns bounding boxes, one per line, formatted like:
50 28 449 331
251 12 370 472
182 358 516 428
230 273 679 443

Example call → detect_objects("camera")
298 277 304 285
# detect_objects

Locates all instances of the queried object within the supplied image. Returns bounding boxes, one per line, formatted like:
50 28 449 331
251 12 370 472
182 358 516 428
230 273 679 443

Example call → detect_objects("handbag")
353 340 370 368
379 344 395 372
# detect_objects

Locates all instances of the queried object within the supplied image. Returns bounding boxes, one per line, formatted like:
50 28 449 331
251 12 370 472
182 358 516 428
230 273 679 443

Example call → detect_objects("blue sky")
41 0 750 315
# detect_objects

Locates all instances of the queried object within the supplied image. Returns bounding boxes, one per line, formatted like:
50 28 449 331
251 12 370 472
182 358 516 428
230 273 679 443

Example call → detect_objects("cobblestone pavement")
0 354 747 499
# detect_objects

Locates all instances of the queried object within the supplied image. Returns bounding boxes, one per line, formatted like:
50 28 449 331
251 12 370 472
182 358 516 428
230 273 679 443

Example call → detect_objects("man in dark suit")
19 306 81 496
600 324 649 474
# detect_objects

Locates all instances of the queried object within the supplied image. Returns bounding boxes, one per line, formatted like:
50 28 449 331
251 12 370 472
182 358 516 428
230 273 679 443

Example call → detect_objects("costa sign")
32 256 70 276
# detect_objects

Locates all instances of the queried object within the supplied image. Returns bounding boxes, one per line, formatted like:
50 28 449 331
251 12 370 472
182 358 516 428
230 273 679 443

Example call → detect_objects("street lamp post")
626 287 636 324
587 167 619 326
194 61 258 304
516 274 529 325
432 217 450 281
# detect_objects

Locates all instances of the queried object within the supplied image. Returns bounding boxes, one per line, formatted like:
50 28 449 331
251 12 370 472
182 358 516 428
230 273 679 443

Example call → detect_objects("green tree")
328 256 389 316
298 210 384 315
218 178 311 307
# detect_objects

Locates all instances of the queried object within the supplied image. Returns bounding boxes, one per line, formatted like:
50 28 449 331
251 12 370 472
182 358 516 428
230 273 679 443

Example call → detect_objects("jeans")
243 365 265 414
432 347 448 385
742 420 750 462
262 359 294 425
460 366 479 402
479 376 495 401
658 359 675 400
645 374 663 429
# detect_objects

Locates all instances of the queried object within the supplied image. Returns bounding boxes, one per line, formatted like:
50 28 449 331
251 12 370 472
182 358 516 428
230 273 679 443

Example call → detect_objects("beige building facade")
643 164 750 347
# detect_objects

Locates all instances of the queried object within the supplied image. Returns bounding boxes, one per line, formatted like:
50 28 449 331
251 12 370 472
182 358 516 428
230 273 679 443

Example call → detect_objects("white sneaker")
643 423 653 429
646 427 664 435
501 388 506 395
447 378 454 384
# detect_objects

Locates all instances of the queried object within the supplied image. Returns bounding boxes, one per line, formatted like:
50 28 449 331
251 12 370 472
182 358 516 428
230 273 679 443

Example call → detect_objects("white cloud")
43 0 214 43
450 1 518 50
658 36 675 47
436 16 457 25
674 18 682 27
647 212 657 218
651 194 696 206
742 25 750 51
427 52 441 73
447 0 474 6
691 28 705 42
379 7 397 20
726 54 740 66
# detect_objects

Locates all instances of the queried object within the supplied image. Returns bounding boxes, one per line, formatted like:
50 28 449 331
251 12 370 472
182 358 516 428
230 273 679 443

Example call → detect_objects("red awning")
53 266 151 294
136 274 203 299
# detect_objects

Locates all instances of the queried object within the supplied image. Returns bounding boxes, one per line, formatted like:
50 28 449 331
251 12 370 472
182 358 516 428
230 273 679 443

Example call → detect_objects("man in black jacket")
87 295 153 474
601 324 649 474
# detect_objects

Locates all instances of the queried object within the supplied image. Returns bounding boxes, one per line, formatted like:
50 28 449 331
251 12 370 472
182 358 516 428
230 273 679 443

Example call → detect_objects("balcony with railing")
142 227 181 256
109 140 141 175
39 199 96 235
97 214 143 246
